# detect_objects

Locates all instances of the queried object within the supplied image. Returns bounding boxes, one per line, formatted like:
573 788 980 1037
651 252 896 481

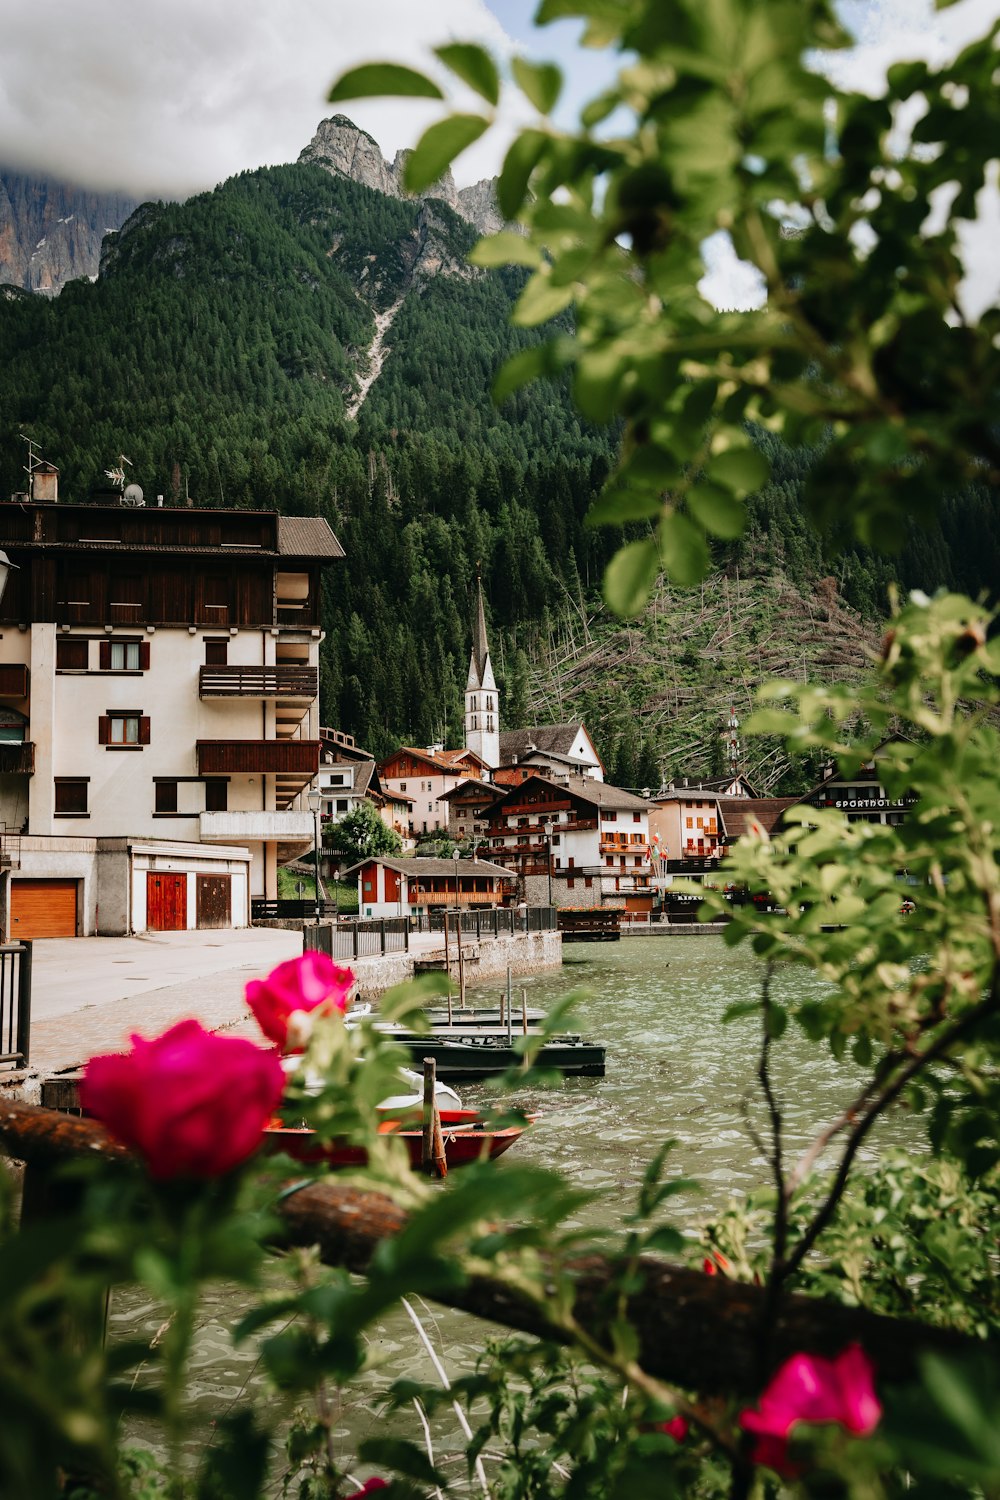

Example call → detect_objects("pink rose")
246 953 355 1050
740 1344 881 1475
351 1483 388 1496
80 1019 285 1180
659 1416 689 1442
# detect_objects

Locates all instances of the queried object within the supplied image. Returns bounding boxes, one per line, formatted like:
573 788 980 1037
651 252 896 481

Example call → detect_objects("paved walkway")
21 927 457 1076
26 929 303 1075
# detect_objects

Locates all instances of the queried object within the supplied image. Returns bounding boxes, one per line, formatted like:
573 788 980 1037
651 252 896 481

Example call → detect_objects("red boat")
264 1108 530 1172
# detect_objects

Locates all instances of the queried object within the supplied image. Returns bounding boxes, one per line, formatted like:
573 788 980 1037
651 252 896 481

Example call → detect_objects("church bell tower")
465 573 499 770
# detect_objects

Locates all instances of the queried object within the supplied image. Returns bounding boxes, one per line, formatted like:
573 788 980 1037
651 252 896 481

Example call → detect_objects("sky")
0 0 995 199
0 0 997 314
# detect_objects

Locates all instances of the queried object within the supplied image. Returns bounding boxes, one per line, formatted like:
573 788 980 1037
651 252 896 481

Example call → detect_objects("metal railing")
304 918 410 960
251 899 341 921
0 941 32 1069
411 906 556 937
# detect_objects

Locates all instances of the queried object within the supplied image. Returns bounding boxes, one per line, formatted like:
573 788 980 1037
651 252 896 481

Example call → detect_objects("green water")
110 935 914 1482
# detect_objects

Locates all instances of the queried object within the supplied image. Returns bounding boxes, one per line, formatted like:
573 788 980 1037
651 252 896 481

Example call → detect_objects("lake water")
111 934 913 1482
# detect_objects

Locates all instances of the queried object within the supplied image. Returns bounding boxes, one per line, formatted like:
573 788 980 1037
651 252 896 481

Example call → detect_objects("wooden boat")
390 1032 606 1080
263 1108 530 1171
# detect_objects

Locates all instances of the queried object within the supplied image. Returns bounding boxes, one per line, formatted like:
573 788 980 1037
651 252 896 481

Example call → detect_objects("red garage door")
11 879 78 938
147 873 187 931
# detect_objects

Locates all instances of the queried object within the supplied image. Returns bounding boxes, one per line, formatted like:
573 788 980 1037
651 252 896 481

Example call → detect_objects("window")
56 637 88 671
54 778 88 816
99 639 149 671
204 639 228 665
99 712 148 747
204 780 228 813
155 781 178 814
400 781 407 791
567 876 575 889
603 811 617 822
336 799 348 813
633 812 641 822
585 876 593 889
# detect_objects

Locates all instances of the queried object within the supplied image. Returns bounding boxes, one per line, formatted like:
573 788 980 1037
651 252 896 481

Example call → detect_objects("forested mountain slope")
0 137 994 779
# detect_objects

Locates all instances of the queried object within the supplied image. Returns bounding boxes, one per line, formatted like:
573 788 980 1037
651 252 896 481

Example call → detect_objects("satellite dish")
121 483 145 507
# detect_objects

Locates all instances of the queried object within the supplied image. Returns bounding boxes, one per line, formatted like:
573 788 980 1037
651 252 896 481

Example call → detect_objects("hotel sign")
822 795 916 811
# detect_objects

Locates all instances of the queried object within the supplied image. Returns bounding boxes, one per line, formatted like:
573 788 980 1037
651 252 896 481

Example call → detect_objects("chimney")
31 463 59 503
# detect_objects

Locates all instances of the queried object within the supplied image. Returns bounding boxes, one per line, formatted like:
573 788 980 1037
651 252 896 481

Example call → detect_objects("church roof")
499 723 593 762
465 574 495 691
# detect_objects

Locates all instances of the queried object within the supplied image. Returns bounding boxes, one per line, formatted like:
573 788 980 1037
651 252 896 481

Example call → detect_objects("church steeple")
465 570 499 769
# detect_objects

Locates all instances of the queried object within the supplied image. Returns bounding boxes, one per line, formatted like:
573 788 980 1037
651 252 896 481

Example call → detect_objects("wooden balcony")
0 742 34 774
197 739 320 811
0 664 29 699
199 665 318 700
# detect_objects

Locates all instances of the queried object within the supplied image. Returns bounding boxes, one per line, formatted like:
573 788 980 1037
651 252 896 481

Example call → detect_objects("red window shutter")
139 641 150 670
99 640 111 670
139 716 151 745
98 715 110 745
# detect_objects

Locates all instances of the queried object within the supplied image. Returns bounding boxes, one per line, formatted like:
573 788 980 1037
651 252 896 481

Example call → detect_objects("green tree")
328 798 402 864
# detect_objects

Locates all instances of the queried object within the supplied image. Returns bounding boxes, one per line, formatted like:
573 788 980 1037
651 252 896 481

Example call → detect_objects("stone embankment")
347 930 562 999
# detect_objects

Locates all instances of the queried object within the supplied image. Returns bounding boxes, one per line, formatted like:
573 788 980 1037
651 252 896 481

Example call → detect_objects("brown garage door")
196 874 231 929
11 879 78 939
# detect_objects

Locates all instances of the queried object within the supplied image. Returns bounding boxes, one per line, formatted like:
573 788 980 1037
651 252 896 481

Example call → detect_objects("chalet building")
378 745 489 837
0 467 342 937
649 788 726 871
439 777 504 844
794 749 917 826
346 855 514 918
496 723 604 784
485 774 652 913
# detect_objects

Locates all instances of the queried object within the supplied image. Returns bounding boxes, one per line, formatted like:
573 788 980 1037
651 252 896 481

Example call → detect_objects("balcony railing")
0 665 29 699
196 740 320 776
0 743 34 775
199 665 318 700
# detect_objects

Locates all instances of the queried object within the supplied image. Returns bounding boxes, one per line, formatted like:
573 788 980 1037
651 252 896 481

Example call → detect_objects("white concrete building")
0 473 342 936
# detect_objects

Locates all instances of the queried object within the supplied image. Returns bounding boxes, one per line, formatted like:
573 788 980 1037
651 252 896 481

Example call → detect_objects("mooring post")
422 1057 435 1171
506 966 513 1045
457 918 466 1008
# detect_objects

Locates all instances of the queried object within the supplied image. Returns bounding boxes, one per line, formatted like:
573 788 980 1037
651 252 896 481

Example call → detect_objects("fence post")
353 924 359 960
380 919 387 956
476 912 481 942
16 939 31 1068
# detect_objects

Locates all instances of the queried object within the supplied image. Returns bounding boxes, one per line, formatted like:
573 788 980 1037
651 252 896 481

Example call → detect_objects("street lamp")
307 787 322 924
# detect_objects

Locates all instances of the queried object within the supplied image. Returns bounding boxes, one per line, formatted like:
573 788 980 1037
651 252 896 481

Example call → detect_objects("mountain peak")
299 116 504 237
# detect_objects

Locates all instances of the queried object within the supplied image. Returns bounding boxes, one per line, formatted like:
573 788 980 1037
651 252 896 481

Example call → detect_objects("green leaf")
434 43 500 106
358 1437 448 1487
513 270 575 326
581 89 622 128
686 482 746 540
403 114 490 195
327 63 443 104
492 336 574 403
498 129 549 219
512 56 563 114
586 486 662 527
706 447 770 497
658 511 710 585
603 536 660 617
468 231 541 269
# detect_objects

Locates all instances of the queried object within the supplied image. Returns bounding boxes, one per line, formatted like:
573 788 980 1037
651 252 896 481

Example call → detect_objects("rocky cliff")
0 171 139 295
299 116 505 237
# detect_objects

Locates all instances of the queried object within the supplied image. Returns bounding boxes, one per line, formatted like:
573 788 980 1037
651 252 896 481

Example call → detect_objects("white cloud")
0 0 527 197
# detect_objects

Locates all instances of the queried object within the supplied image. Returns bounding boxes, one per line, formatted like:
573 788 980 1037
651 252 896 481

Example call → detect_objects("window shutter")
98 715 110 745
99 640 111 670
139 716 151 745
139 641 150 671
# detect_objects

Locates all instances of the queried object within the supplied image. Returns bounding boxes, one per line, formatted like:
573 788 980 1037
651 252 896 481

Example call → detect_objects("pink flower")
740 1345 881 1475
351 1483 388 1496
80 1019 285 1180
659 1416 689 1442
245 953 355 1050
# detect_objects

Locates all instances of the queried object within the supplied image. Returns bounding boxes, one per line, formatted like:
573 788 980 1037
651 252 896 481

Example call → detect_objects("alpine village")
2 30 1000 1500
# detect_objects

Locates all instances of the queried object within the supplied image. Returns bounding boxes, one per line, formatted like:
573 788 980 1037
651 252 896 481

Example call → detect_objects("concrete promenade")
6 925 562 1089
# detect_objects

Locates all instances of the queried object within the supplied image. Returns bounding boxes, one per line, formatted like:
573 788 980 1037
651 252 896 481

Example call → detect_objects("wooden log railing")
0 1100 981 1396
